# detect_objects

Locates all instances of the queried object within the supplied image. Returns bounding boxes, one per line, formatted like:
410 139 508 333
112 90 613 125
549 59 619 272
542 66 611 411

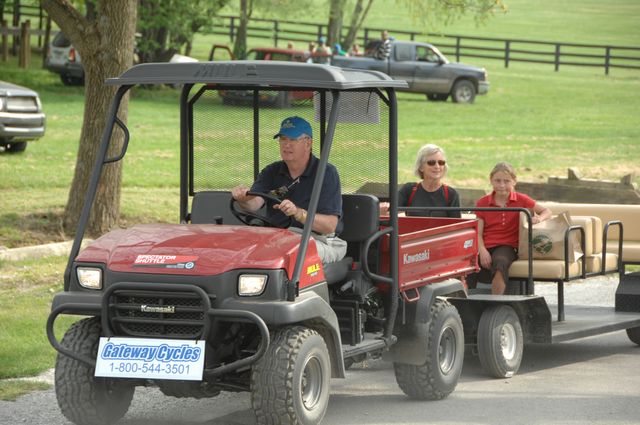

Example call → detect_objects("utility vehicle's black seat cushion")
324 193 380 284
191 191 244 225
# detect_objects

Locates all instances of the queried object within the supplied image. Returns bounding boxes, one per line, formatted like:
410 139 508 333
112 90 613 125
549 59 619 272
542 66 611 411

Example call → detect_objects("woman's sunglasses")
425 160 446 166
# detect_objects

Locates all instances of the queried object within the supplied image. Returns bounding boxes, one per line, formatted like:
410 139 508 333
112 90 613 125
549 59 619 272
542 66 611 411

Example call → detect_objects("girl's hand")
479 247 492 269
379 202 390 215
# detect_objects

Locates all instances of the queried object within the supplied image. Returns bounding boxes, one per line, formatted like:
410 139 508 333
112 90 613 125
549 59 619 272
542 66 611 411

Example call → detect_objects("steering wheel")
230 191 293 228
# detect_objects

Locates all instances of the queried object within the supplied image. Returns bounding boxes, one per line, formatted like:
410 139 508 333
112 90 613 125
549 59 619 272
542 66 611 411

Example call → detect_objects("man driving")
231 116 347 264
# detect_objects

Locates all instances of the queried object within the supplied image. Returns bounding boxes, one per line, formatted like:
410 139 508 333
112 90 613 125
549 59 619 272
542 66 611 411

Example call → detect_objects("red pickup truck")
210 45 313 107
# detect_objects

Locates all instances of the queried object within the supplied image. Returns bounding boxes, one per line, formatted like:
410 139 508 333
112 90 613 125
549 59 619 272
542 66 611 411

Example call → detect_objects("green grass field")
0 0 639 396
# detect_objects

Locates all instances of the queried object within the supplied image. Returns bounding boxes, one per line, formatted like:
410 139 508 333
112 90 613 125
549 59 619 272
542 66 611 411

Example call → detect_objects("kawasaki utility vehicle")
46 61 481 425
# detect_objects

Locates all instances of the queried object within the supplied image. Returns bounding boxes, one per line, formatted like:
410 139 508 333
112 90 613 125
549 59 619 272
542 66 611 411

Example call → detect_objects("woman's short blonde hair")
413 144 448 178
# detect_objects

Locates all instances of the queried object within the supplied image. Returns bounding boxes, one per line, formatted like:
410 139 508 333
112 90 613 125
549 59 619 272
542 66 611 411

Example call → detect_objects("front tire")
55 317 135 425
394 299 464 400
477 305 524 378
251 326 331 425
626 327 640 345
451 80 476 104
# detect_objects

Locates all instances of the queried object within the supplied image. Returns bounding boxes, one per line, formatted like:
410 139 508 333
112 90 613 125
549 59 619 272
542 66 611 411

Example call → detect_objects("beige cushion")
509 259 583 280
571 215 602 255
607 240 640 263
586 253 619 273
540 202 639 241
566 215 595 257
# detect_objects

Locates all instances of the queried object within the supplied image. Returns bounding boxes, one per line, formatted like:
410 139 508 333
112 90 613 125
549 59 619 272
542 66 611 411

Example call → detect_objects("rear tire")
5 141 27 152
477 305 523 378
55 317 135 425
451 80 476 104
251 326 331 425
626 327 640 345
394 299 464 400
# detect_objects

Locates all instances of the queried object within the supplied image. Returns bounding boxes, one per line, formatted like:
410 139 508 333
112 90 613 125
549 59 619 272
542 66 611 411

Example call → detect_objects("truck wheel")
427 93 448 102
5 142 27 153
251 326 331 425
55 317 135 425
477 305 523 378
274 91 291 108
626 326 640 345
394 299 464 400
451 80 476 104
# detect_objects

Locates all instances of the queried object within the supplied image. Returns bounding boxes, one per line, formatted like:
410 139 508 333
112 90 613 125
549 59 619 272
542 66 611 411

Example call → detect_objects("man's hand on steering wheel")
230 191 293 228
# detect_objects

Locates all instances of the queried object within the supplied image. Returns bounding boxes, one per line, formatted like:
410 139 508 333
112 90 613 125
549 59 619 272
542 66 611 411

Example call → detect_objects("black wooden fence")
3 3 639 76
206 15 640 75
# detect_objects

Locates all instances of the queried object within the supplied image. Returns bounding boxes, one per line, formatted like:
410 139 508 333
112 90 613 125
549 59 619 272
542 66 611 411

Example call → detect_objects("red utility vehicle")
46 61 480 425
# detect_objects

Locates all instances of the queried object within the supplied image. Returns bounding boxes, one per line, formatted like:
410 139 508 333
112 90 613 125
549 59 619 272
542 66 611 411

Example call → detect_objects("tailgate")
380 217 479 292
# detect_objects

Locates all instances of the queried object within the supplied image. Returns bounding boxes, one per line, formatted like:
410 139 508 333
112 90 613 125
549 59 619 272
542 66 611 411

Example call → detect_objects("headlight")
77 267 102 289
238 274 267 296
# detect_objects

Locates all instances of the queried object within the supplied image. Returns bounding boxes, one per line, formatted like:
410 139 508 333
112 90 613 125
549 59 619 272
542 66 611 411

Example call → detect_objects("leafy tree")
331 0 507 51
137 0 229 63
41 0 137 236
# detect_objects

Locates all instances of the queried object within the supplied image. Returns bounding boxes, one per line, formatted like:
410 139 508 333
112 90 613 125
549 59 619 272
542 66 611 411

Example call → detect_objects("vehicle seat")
190 191 244 225
324 193 380 284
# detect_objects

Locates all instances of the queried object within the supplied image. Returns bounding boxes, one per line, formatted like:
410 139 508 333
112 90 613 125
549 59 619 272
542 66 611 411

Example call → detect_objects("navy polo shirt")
251 154 343 234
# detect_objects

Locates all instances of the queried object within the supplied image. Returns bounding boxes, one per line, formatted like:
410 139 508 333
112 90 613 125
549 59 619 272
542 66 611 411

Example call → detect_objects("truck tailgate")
380 217 479 293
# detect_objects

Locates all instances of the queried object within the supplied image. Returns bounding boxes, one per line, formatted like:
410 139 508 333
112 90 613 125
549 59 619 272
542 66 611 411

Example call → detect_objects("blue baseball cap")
273 116 313 139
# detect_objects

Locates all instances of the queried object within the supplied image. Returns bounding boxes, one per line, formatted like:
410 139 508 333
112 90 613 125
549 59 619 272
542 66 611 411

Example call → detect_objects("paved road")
2 279 639 425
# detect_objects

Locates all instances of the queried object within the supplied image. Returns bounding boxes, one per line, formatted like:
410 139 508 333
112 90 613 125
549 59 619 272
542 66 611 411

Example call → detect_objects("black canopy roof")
106 60 408 89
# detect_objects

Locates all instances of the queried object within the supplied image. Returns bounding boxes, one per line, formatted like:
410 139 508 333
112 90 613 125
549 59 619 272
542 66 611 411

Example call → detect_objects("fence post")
274 20 278 47
410 32 415 41
229 16 235 42
38 4 43 47
1 20 8 62
554 44 560 72
19 19 29 68
455 36 460 62
604 46 611 75
12 0 19 55
364 28 369 45
42 15 51 68
316 24 322 41
504 40 510 68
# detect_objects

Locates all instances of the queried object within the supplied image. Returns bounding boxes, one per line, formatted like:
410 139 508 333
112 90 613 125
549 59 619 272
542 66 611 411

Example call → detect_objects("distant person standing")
349 43 362 56
376 30 391 59
306 42 316 63
313 36 332 64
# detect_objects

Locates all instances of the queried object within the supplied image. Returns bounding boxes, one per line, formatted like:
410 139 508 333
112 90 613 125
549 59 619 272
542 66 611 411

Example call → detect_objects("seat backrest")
191 191 244 225
340 194 380 260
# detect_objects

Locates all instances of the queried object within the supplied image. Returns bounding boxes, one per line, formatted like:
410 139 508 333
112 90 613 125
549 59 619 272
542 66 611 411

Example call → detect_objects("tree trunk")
233 0 249 59
42 0 137 237
327 0 344 47
343 0 374 50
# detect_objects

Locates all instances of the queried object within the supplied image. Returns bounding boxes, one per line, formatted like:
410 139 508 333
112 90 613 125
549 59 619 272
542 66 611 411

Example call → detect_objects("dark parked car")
45 32 84 86
0 81 46 152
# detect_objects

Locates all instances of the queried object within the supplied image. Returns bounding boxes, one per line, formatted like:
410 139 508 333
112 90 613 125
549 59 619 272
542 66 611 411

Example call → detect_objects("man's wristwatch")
297 209 307 223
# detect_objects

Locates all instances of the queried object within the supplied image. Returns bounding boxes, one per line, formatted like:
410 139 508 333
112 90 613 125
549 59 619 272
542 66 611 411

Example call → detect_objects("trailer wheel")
251 326 331 425
626 326 640 345
394 299 464 400
55 317 135 425
477 305 523 378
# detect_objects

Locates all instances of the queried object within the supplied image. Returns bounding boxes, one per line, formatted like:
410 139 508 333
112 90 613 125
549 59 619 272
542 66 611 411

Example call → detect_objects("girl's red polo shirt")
476 191 535 249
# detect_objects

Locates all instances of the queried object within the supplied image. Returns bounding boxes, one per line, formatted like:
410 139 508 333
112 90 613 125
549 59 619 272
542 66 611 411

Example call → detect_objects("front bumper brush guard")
46 282 270 377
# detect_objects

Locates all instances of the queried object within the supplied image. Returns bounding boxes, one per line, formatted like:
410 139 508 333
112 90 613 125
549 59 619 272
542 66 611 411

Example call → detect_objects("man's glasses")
269 177 300 199
426 160 446 166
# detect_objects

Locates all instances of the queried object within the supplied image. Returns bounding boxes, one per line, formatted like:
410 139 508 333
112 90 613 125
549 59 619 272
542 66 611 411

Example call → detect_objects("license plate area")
94 337 205 381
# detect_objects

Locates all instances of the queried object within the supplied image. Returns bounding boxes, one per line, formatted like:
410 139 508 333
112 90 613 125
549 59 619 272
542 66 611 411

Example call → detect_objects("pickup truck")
332 40 489 104
0 81 46 153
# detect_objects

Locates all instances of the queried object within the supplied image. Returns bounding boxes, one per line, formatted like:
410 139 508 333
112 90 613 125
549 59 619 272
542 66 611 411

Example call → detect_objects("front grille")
109 289 208 338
